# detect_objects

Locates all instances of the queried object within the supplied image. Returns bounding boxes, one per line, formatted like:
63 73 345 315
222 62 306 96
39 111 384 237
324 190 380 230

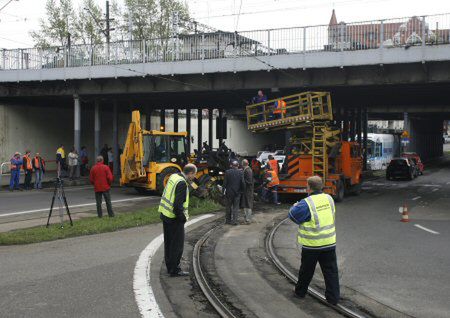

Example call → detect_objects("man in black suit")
223 160 244 225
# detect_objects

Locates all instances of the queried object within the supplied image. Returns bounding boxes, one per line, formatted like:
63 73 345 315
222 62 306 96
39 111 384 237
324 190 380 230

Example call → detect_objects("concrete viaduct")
1 13 450 168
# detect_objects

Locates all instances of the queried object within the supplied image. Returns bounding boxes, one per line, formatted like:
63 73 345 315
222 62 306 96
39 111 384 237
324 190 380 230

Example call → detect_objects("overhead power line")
0 0 18 13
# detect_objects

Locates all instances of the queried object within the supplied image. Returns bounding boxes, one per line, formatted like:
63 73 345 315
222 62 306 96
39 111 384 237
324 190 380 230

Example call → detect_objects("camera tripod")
46 178 73 228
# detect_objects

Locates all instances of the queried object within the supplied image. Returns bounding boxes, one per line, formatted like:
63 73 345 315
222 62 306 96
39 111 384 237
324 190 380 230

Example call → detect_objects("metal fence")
1 13 450 71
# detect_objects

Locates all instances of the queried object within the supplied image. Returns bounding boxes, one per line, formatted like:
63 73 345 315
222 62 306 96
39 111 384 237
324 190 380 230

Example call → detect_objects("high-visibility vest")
273 100 287 114
23 155 32 170
266 170 280 187
298 193 336 248
268 159 279 175
34 157 45 170
158 174 190 220
56 147 65 159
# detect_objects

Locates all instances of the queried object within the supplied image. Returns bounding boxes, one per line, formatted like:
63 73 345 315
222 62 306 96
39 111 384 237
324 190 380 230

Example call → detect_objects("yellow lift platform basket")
246 91 333 132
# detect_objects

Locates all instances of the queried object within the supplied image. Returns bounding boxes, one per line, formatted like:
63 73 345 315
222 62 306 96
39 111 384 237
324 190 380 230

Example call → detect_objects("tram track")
266 218 368 318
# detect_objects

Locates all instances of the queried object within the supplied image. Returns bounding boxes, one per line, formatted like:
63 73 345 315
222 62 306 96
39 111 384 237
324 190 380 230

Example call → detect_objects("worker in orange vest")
32 152 46 189
273 99 287 119
22 150 33 190
263 164 281 205
267 155 279 175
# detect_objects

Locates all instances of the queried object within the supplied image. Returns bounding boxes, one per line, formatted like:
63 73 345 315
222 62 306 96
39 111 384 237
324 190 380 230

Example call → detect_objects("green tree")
123 0 190 40
73 0 104 45
30 0 76 48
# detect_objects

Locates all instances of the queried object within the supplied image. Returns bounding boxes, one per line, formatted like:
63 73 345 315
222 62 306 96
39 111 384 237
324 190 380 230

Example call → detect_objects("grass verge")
0 197 222 245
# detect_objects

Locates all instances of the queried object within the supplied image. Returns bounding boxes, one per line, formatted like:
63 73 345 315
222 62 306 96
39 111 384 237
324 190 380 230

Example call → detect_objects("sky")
0 0 449 48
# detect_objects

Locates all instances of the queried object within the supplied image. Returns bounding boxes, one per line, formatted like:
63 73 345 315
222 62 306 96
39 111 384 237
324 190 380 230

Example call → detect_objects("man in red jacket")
90 156 114 218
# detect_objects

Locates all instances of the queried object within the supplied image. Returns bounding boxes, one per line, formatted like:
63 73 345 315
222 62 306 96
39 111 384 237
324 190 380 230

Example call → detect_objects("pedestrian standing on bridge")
224 160 244 225
159 164 197 277
90 156 114 218
241 159 254 224
9 152 23 191
22 150 33 190
289 176 340 305
32 152 45 190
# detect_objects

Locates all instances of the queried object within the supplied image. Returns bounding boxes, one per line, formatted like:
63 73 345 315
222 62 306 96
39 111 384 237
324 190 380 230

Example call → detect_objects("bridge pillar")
342 108 349 141
112 100 119 176
173 109 179 132
186 108 191 154
145 105 151 130
197 108 202 153
349 109 355 142
94 99 101 157
208 108 213 147
160 109 165 131
408 117 443 160
363 108 368 171
356 107 362 146
74 94 81 154
218 109 223 145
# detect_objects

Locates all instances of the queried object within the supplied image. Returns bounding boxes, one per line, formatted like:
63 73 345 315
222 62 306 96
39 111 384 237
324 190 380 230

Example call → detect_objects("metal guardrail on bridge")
1 13 449 71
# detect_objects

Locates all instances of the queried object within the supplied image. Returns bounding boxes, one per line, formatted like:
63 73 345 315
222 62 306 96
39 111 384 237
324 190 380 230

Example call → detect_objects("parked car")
444 134 450 143
401 152 424 175
386 157 418 180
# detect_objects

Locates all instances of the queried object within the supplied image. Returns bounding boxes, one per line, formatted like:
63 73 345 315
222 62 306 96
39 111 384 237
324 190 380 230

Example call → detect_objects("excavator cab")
142 134 188 167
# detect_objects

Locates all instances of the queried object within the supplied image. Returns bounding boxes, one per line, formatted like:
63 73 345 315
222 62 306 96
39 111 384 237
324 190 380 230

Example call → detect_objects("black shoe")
293 290 306 299
326 299 338 306
170 271 189 277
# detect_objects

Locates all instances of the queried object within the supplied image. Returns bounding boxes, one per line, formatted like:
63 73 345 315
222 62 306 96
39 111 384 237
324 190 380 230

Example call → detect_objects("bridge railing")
1 13 449 71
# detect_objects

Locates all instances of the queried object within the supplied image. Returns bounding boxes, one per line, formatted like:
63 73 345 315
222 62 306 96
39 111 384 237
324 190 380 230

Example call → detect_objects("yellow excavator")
120 110 197 194
120 110 228 199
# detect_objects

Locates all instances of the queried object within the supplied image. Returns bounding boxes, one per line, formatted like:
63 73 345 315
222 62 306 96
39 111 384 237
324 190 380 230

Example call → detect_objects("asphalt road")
274 159 450 318
0 186 159 220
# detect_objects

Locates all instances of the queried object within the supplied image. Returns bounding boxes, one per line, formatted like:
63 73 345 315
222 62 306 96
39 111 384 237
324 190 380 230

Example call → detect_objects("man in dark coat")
223 160 244 225
241 159 254 223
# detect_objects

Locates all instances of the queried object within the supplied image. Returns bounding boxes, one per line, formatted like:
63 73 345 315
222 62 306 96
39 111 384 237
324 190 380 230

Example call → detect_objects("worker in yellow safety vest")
158 163 197 277
56 144 66 177
288 176 340 305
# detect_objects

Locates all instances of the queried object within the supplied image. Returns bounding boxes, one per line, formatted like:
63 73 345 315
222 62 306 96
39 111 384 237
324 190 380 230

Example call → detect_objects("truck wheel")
334 180 345 202
156 167 179 195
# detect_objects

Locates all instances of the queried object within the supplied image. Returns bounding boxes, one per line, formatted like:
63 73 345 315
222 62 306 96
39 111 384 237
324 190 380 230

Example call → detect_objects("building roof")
329 9 337 25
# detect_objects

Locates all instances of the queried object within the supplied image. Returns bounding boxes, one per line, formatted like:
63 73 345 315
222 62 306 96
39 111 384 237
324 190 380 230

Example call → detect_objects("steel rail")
192 226 238 318
266 218 368 318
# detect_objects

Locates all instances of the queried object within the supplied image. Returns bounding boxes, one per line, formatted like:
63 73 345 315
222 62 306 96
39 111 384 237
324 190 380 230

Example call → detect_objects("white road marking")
412 196 421 201
422 184 441 187
446 181 450 185
0 197 153 218
432 188 439 192
133 214 215 318
414 224 440 235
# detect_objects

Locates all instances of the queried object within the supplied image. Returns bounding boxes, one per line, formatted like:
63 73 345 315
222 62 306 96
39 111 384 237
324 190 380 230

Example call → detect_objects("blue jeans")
35 169 44 189
9 170 20 190
263 186 279 204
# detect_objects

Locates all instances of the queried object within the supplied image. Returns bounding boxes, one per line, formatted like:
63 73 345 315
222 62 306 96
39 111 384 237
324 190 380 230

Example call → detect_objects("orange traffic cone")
400 204 409 222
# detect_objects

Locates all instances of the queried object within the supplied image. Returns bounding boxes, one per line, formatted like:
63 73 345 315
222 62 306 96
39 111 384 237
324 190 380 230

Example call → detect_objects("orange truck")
246 91 362 201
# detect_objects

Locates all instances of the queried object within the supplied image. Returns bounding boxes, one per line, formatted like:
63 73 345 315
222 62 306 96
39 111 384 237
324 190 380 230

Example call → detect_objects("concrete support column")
342 108 349 141
208 108 213 147
145 105 151 130
186 108 191 154
160 109 166 131
173 108 179 132
197 108 202 153
349 109 355 142
363 108 368 171
74 94 81 153
94 100 101 157
112 100 119 176
218 109 223 145
357 107 362 146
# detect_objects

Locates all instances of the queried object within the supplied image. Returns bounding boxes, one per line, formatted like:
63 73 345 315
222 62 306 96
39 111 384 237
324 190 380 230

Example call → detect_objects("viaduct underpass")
1 13 450 170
